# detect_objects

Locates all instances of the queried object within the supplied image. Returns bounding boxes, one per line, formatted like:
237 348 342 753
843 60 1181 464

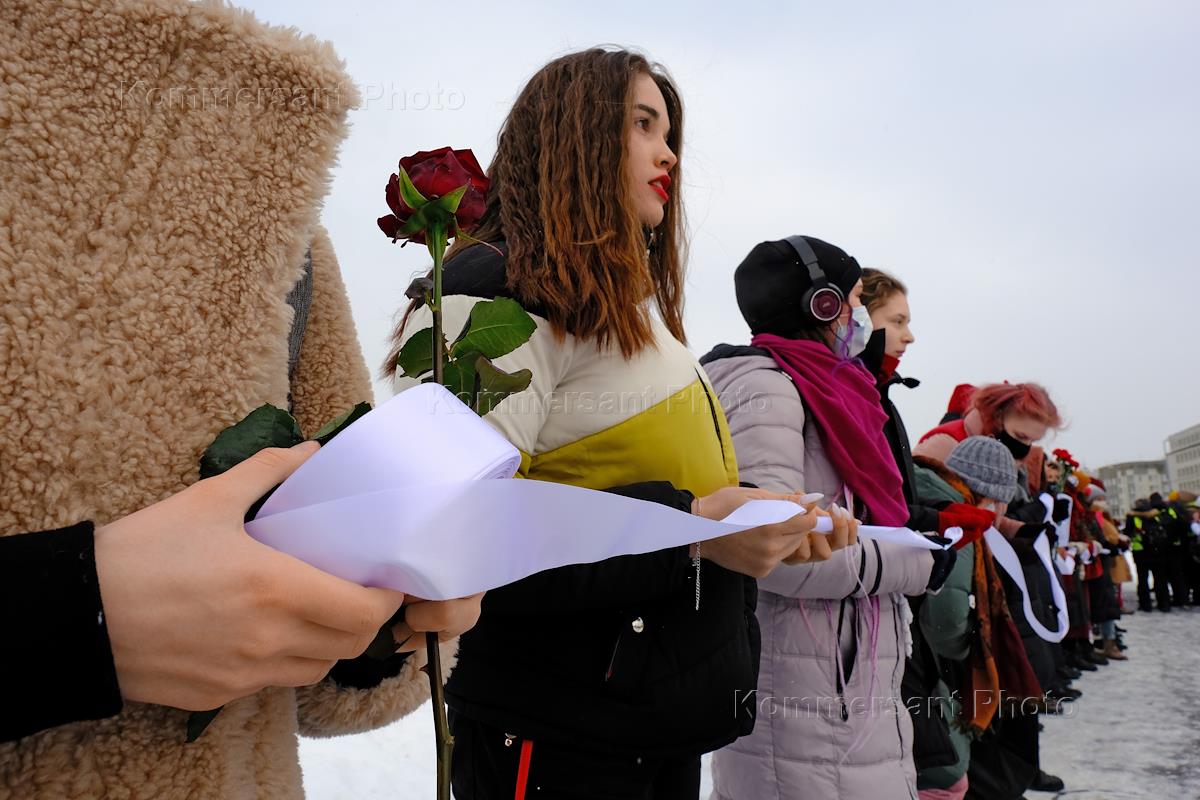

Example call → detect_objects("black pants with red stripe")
449 711 702 800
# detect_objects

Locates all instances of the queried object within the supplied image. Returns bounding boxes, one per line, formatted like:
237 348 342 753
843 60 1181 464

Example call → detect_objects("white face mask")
836 305 873 357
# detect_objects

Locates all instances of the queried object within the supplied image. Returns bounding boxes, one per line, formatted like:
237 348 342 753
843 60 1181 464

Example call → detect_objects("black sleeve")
1015 522 1056 541
328 647 411 690
1006 497 1047 526
1 523 124 742
482 481 697 613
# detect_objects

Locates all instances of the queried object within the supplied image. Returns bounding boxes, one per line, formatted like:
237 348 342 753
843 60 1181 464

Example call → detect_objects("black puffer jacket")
860 330 939 533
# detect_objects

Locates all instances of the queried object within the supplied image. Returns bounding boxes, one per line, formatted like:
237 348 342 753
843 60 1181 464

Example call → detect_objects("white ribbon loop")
983 526 1068 642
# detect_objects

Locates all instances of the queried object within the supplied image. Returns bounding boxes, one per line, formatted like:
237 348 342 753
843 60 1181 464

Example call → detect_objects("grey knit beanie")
946 436 1019 503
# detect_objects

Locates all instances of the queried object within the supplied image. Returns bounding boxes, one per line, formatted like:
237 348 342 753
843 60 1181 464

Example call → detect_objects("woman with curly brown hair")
388 48 839 799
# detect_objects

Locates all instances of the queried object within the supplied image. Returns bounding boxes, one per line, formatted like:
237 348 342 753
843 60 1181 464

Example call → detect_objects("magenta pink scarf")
751 334 909 525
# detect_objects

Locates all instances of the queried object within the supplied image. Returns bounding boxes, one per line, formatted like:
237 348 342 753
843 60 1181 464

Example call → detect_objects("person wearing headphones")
702 236 943 800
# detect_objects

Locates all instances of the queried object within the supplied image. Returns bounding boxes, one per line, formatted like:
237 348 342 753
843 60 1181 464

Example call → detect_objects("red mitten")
937 503 997 550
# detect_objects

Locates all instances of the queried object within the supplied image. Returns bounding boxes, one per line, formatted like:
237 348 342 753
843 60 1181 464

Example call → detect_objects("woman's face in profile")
625 73 677 228
870 291 915 359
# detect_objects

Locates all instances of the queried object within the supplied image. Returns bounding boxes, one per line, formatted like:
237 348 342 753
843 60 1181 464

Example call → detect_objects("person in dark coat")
1127 498 1172 611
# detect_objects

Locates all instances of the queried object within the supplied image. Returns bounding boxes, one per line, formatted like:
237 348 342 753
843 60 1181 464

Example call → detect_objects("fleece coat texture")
0 1 447 796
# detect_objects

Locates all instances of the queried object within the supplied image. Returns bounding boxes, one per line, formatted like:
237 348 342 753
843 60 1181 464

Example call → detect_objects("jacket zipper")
695 369 727 467
835 598 849 722
605 635 620 681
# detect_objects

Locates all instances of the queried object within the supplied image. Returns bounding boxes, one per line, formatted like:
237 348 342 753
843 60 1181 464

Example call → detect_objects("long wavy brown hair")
385 48 687 376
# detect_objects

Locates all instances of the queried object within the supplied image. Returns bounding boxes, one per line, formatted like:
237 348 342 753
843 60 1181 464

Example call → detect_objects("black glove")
1016 521 1056 540
925 538 957 593
1052 498 1071 523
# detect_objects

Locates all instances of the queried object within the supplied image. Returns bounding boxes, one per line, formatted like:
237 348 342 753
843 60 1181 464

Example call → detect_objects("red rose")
1052 448 1079 468
377 147 489 244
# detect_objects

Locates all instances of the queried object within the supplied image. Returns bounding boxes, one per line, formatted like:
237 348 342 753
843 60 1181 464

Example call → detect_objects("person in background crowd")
1152 492 1196 607
857 268 997 787
703 236 943 800
1080 484 1128 660
940 384 978 425
1189 498 1200 602
1017 449 1085 693
1089 485 1134 615
1127 499 1171 612
1034 457 1086 691
914 383 1061 473
912 436 1044 800
917 385 1067 798
859 268 974 537
1054 469 1109 678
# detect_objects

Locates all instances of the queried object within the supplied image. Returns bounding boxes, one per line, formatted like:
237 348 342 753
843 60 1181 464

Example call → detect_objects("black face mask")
1045 480 1062 495
996 429 1032 460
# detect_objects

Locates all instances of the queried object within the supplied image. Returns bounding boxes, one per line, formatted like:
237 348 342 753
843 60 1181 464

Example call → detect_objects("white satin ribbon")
983 526 1069 642
1038 492 1074 548
243 384 802 599
812 516 950 550
245 384 950 599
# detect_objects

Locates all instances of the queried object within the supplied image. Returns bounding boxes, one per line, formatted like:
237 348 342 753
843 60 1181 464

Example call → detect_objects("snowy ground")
1039 601 1200 800
300 597 1200 799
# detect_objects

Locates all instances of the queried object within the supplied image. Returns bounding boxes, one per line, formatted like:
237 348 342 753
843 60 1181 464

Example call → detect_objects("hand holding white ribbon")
245 385 819 599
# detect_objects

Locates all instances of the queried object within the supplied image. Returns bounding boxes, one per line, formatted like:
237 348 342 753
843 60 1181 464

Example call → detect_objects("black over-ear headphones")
784 235 844 323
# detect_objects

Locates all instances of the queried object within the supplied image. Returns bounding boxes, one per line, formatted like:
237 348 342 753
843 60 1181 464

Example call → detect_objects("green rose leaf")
431 184 468 215
192 404 302 741
399 203 457 241
396 166 428 211
398 207 430 238
397 327 449 379
451 298 536 360
312 402 373 446
187 399 372 744
199 405 303 479
434 350 482 405
473 355 532 416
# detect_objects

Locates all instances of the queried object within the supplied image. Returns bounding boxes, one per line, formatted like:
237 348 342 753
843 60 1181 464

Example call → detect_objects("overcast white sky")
242 0 1199 471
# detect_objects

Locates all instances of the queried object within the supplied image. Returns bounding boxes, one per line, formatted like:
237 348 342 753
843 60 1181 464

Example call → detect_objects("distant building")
1098 460 1168 518
1166 422 1200 496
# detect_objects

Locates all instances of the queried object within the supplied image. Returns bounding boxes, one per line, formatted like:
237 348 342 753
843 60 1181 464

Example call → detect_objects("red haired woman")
914 383 1062 466
917 386 1070 797
388 49 831 799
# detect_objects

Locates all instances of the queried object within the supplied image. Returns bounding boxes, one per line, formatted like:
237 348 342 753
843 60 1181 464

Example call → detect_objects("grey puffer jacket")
702 345 933 800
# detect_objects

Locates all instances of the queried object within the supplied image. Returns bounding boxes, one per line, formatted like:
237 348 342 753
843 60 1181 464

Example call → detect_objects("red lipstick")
649 173 671 202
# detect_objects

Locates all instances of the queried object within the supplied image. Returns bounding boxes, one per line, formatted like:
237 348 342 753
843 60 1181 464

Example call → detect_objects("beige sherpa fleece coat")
0 1 447 797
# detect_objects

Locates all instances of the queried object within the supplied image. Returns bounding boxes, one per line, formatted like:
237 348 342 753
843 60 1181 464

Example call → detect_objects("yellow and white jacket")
392 244 760 758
